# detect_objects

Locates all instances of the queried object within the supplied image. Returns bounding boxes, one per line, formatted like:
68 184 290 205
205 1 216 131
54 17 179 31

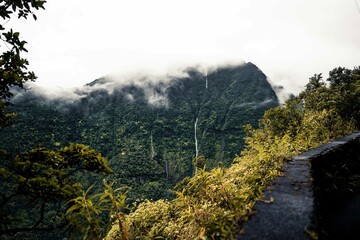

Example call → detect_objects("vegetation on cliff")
1 62 279 204
105 65 359 239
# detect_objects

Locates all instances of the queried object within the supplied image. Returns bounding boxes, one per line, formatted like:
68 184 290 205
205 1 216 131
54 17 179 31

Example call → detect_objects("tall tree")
305 73 325 92
327 66 352 88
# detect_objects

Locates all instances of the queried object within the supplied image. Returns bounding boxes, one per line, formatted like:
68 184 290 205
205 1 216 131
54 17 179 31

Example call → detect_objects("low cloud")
266 78 294 105
11 61 291 109
233 98 277 109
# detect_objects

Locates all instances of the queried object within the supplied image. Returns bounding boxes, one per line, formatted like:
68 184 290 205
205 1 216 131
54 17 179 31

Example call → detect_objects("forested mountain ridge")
105 66 360 240
0 62 279 200
1 52 359 238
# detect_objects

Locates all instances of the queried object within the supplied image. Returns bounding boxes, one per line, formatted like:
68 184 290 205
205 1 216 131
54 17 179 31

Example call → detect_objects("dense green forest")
1 63 279 239
1 62 279 204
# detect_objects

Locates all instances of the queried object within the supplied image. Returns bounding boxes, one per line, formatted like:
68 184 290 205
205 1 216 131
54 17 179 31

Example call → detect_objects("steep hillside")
1 62 279 200
104 66 360 240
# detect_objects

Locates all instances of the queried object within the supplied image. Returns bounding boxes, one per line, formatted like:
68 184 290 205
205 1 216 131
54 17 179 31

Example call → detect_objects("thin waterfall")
150 131 155 159
194 117 199 158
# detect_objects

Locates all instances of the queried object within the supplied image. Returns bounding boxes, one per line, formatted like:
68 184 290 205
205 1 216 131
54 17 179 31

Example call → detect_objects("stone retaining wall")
238 132 360 240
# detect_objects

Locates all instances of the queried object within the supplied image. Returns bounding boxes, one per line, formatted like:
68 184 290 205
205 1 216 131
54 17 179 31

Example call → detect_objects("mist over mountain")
1 62 280 200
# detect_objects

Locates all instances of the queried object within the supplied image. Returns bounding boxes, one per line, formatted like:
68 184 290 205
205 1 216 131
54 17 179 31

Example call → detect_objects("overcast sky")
8 0 360 94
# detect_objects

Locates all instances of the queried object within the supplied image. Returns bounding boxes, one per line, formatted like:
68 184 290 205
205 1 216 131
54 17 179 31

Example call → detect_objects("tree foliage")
0 0 46 100
0 2 128 239
0 144 113 238
65 180 128 240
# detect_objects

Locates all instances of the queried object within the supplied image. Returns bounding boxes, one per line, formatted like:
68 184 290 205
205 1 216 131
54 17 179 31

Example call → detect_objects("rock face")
1 62 279 198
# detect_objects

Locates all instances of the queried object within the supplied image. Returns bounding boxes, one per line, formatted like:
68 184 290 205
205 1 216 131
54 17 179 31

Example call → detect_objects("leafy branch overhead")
0 0 46 100
0 0 46 20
